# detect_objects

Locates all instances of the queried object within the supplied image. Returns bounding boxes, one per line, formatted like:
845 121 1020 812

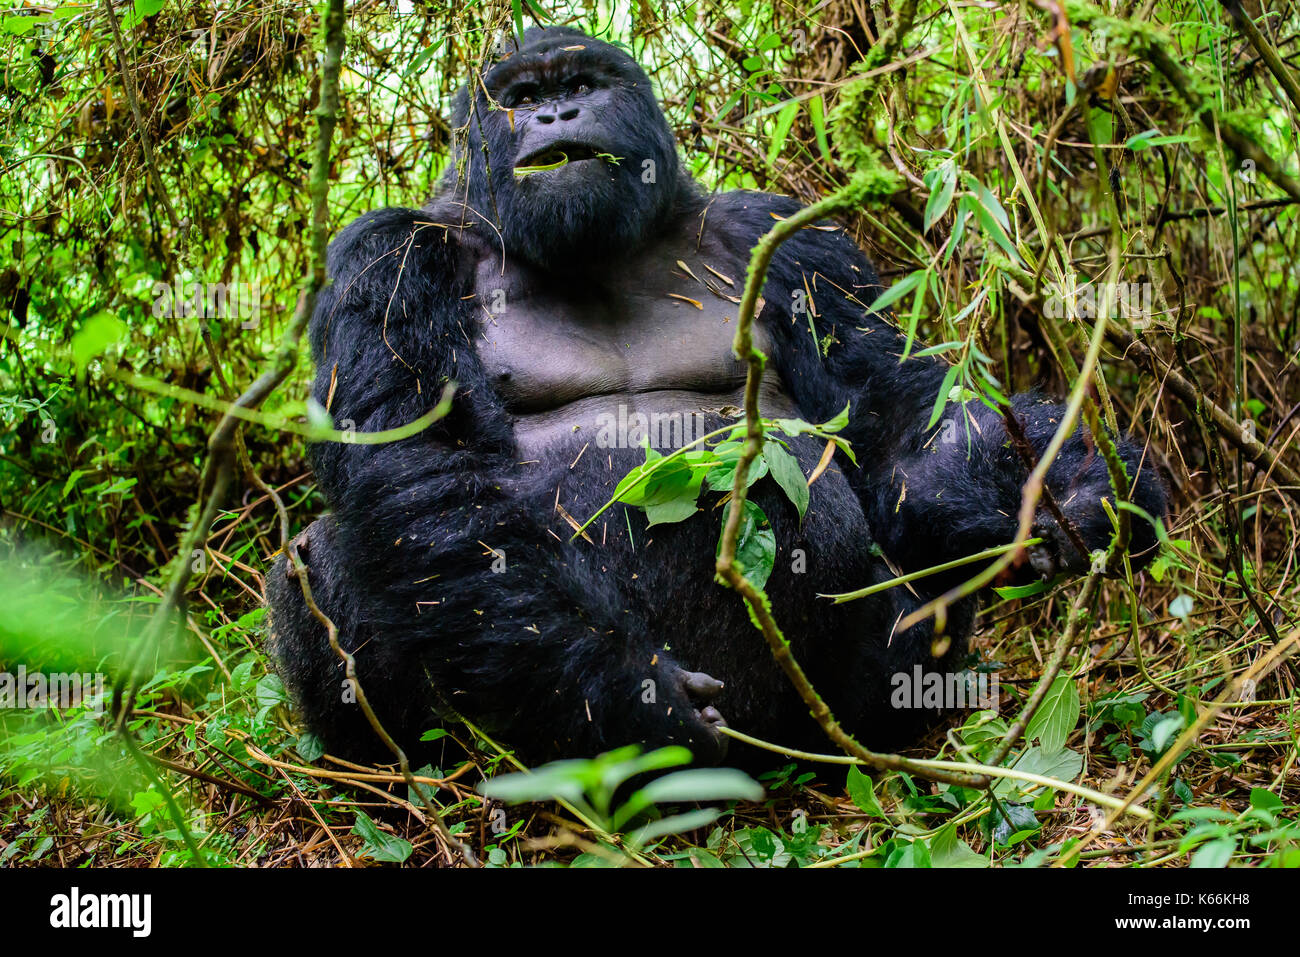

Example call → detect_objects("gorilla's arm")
715 192 1165 581
303 205 509 505
271 207 727 762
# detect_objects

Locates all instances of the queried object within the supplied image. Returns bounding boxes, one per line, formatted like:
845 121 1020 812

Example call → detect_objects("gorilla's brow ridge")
483 48 633 96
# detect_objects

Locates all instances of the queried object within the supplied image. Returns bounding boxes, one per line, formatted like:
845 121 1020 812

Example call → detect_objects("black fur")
266 28 1166 767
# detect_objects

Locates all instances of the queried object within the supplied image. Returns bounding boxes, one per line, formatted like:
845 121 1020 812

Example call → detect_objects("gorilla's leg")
266 499 728 765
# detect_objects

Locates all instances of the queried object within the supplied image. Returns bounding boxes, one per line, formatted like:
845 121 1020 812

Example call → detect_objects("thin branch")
100 0 180 232
1106 324 1300 502
1220 0 1300 115
713 0 988 790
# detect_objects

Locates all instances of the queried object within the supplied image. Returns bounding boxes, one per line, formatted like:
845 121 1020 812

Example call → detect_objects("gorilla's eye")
507 83 539 106
566 75 594 95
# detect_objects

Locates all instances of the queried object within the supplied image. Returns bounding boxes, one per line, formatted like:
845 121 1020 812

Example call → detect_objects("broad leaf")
763 442 808 519
1026 676 1080 754
717 499 776 590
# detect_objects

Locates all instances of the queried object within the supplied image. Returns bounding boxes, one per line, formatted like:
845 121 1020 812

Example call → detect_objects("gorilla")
266 26 1165 767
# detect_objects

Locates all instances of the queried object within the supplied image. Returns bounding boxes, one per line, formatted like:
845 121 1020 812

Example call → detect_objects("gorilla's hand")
1028 470 1163 580
652 664 728 765
1027 512 1098 579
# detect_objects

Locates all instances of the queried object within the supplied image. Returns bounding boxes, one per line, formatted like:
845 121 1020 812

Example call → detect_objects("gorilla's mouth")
514 143 618 178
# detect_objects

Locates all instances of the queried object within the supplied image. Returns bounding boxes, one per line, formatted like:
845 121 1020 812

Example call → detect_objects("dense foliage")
1 0 1298 868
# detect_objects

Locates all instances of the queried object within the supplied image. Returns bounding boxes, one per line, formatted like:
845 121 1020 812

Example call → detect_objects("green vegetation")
1 0 1298 868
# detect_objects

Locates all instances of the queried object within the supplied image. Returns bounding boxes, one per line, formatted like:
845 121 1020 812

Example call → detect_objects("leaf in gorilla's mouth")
514 146 622 180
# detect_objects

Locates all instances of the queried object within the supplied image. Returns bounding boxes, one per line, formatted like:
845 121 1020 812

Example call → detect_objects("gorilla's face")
447 28 682 272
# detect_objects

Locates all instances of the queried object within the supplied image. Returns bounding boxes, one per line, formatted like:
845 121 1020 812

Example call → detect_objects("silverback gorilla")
266 26 1165 767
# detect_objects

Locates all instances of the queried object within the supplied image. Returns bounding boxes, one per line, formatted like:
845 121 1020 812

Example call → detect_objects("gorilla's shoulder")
325 204 480 285
703 188 804 234
702 189 879 286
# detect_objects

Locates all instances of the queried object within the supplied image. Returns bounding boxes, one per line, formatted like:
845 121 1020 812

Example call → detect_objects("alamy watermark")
890 666 1000 710
50 887 150 937
594 404 707 450
0 666 106 711
1043 280 1155 325
152 276 262 329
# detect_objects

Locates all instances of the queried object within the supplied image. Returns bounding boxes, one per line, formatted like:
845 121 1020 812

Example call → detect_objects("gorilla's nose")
536 106 580 124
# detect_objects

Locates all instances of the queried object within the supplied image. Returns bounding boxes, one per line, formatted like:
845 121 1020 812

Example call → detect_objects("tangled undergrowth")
1 0 1299 867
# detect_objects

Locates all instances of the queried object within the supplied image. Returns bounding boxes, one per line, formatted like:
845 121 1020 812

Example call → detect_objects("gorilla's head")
445 27 685 272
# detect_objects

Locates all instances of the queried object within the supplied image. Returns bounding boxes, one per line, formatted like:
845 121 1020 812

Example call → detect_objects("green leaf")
1085 107 1113 144
948 196 970 253
61 470 85 498
704 442 768 492
616 449 703 508
514 153 570 179
926 363 960 430
599 746 693 795
1151 714 1185 753
97 477 137 498
1026 676 1080 754
305 397 333 433
639 768 764 804
966 175 1010 231
992 578 1053 600
886 837 932 868
130 789 165 818
716 499 776 589
766 100 800 168
511 0 524 42
931 822 988 868
819 403 851 434
352 811 413 863
628 808 722 845
479 761 593 805
1190 837 1236 868
959 710 1009 747
3 15 43 35
1250 788 1285 813
991 802 1039 845
763 442 808 519
644 498 699 526
1124 129 1195 151
296 732 325 761
969 196 1020 261
408 764 440 805
255 674 286 709
923 161 957 232
865 269 926 315
809 94 831 161
994 746 1084 799
912 340 963 358
135 0 166 16
846 765 886 818
71 312 127 371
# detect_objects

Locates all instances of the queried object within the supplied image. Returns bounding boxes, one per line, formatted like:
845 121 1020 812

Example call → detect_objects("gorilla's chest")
472 239 791 453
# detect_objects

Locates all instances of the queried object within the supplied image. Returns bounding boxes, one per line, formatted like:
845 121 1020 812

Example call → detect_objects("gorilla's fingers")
1027 543 1058 580
680 670 725 703
700 705 727 728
